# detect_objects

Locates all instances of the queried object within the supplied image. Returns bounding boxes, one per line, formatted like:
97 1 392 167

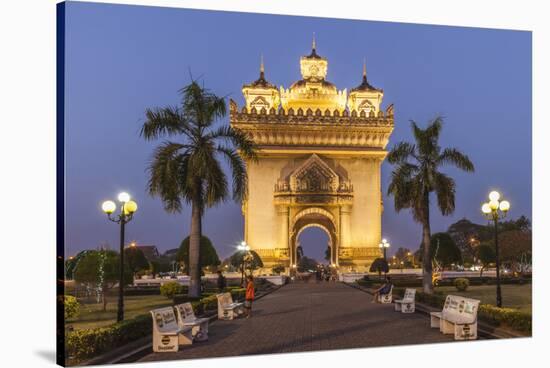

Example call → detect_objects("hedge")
66 314 152 364
393 288 531 333
357 276 531 288
478 305 532 333
66 287 247 364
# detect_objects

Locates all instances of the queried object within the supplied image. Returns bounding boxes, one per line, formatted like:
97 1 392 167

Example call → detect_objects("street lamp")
379 238 390 261
481 190 510 308
101 192 138 322
237 241 251 286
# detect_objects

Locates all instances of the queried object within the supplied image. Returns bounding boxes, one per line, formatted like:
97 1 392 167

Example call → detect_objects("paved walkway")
140 281 453 362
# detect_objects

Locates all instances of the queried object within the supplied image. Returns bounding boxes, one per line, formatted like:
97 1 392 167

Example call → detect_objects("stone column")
340 205 352 249
277 205 290 261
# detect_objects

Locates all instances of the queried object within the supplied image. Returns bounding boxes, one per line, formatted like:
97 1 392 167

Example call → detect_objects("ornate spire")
243 54 275 89
306 33 322 59
260 54 265 79
351 58 381 92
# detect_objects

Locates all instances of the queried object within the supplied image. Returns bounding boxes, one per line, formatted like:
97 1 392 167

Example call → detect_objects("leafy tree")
141 81 257 297
447 218 491 262
65 250 94 280
497 230 532 273
324 247 331 262
272 264 285 275
297 256 318 272
176 235 220 274
149 260 171 278
369 258 389 279
296 245 304 261
430 232 462 270
394 247 413 267
230 250 263 272
124 247 150 278
498 215 531 233
477 243 495 277
73 250 132 311
387 117 474 293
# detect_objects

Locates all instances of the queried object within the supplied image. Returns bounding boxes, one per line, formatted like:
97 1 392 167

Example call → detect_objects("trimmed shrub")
160 281 183 299
272 264 285 275
66 286 250 364
64 295 80 320
478 305 532 333
411 289 531 334
66 314 152 364
454 278 470 291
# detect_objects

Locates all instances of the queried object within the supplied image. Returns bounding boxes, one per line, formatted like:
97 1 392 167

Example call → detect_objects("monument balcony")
229 99 394 150
273 180 353 206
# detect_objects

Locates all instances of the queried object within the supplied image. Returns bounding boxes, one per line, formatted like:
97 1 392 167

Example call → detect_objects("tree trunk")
422 191 433 294
102 287 107 312
188 196 202 298
479 267 484 278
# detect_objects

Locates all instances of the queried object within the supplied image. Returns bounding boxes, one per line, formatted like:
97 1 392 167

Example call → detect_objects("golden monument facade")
230 40 394 273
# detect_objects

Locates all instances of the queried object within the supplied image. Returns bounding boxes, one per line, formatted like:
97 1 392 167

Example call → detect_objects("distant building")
133 245 160 261
163 248 179 258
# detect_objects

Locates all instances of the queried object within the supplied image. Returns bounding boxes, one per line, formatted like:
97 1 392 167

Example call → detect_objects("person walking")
216 270 227 293
244 275 255 318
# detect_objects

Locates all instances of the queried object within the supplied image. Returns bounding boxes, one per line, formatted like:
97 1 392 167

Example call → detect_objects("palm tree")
387 117 474 293
141 81 257 297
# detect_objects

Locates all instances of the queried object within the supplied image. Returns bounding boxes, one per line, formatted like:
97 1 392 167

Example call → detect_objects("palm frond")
180 81 227 129
207 126 258 162
146 141 188 212
216 146 248 202
434 172 456 215
141 106 192 141
387 164 414 211
425 116 443 141
411 117 443 158
200 152 229 207
387 142 417 164
437 148 475 172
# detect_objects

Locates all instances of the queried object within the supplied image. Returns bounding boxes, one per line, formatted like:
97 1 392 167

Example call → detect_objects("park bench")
150 307 193 352
216 292 244 320
377 285 393 304
174 302 209 342
394 288 416 313
430 295 480 340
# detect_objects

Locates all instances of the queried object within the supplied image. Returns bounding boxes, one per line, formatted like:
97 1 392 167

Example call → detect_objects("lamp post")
237 241 250 287
481 190 510 308
101 192 138 322
379 238 390 261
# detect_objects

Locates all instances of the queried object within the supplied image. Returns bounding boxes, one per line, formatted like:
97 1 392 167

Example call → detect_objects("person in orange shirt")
244 275 255 318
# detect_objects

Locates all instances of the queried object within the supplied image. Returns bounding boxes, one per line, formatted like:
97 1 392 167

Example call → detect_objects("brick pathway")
139 281 453 362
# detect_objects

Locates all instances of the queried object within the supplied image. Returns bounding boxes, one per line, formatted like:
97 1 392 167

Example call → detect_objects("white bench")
394 288 416 313
216 292 244 320
430 295 480 340
150 307 193 352
377 285 394 304
175 302 209 342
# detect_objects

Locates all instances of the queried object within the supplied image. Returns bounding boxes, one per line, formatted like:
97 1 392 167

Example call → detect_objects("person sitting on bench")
372 277 393 303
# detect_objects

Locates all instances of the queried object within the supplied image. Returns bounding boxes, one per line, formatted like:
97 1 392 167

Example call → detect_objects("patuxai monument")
230 39 394 274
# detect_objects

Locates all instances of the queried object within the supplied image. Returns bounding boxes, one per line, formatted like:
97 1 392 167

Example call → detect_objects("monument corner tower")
230 40 394 274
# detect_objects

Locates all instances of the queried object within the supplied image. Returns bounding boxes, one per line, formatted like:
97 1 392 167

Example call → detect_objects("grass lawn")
434 284 532 313
67 295 172 330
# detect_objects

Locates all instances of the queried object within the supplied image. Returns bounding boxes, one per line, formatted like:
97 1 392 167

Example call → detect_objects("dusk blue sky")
64 2 532 262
